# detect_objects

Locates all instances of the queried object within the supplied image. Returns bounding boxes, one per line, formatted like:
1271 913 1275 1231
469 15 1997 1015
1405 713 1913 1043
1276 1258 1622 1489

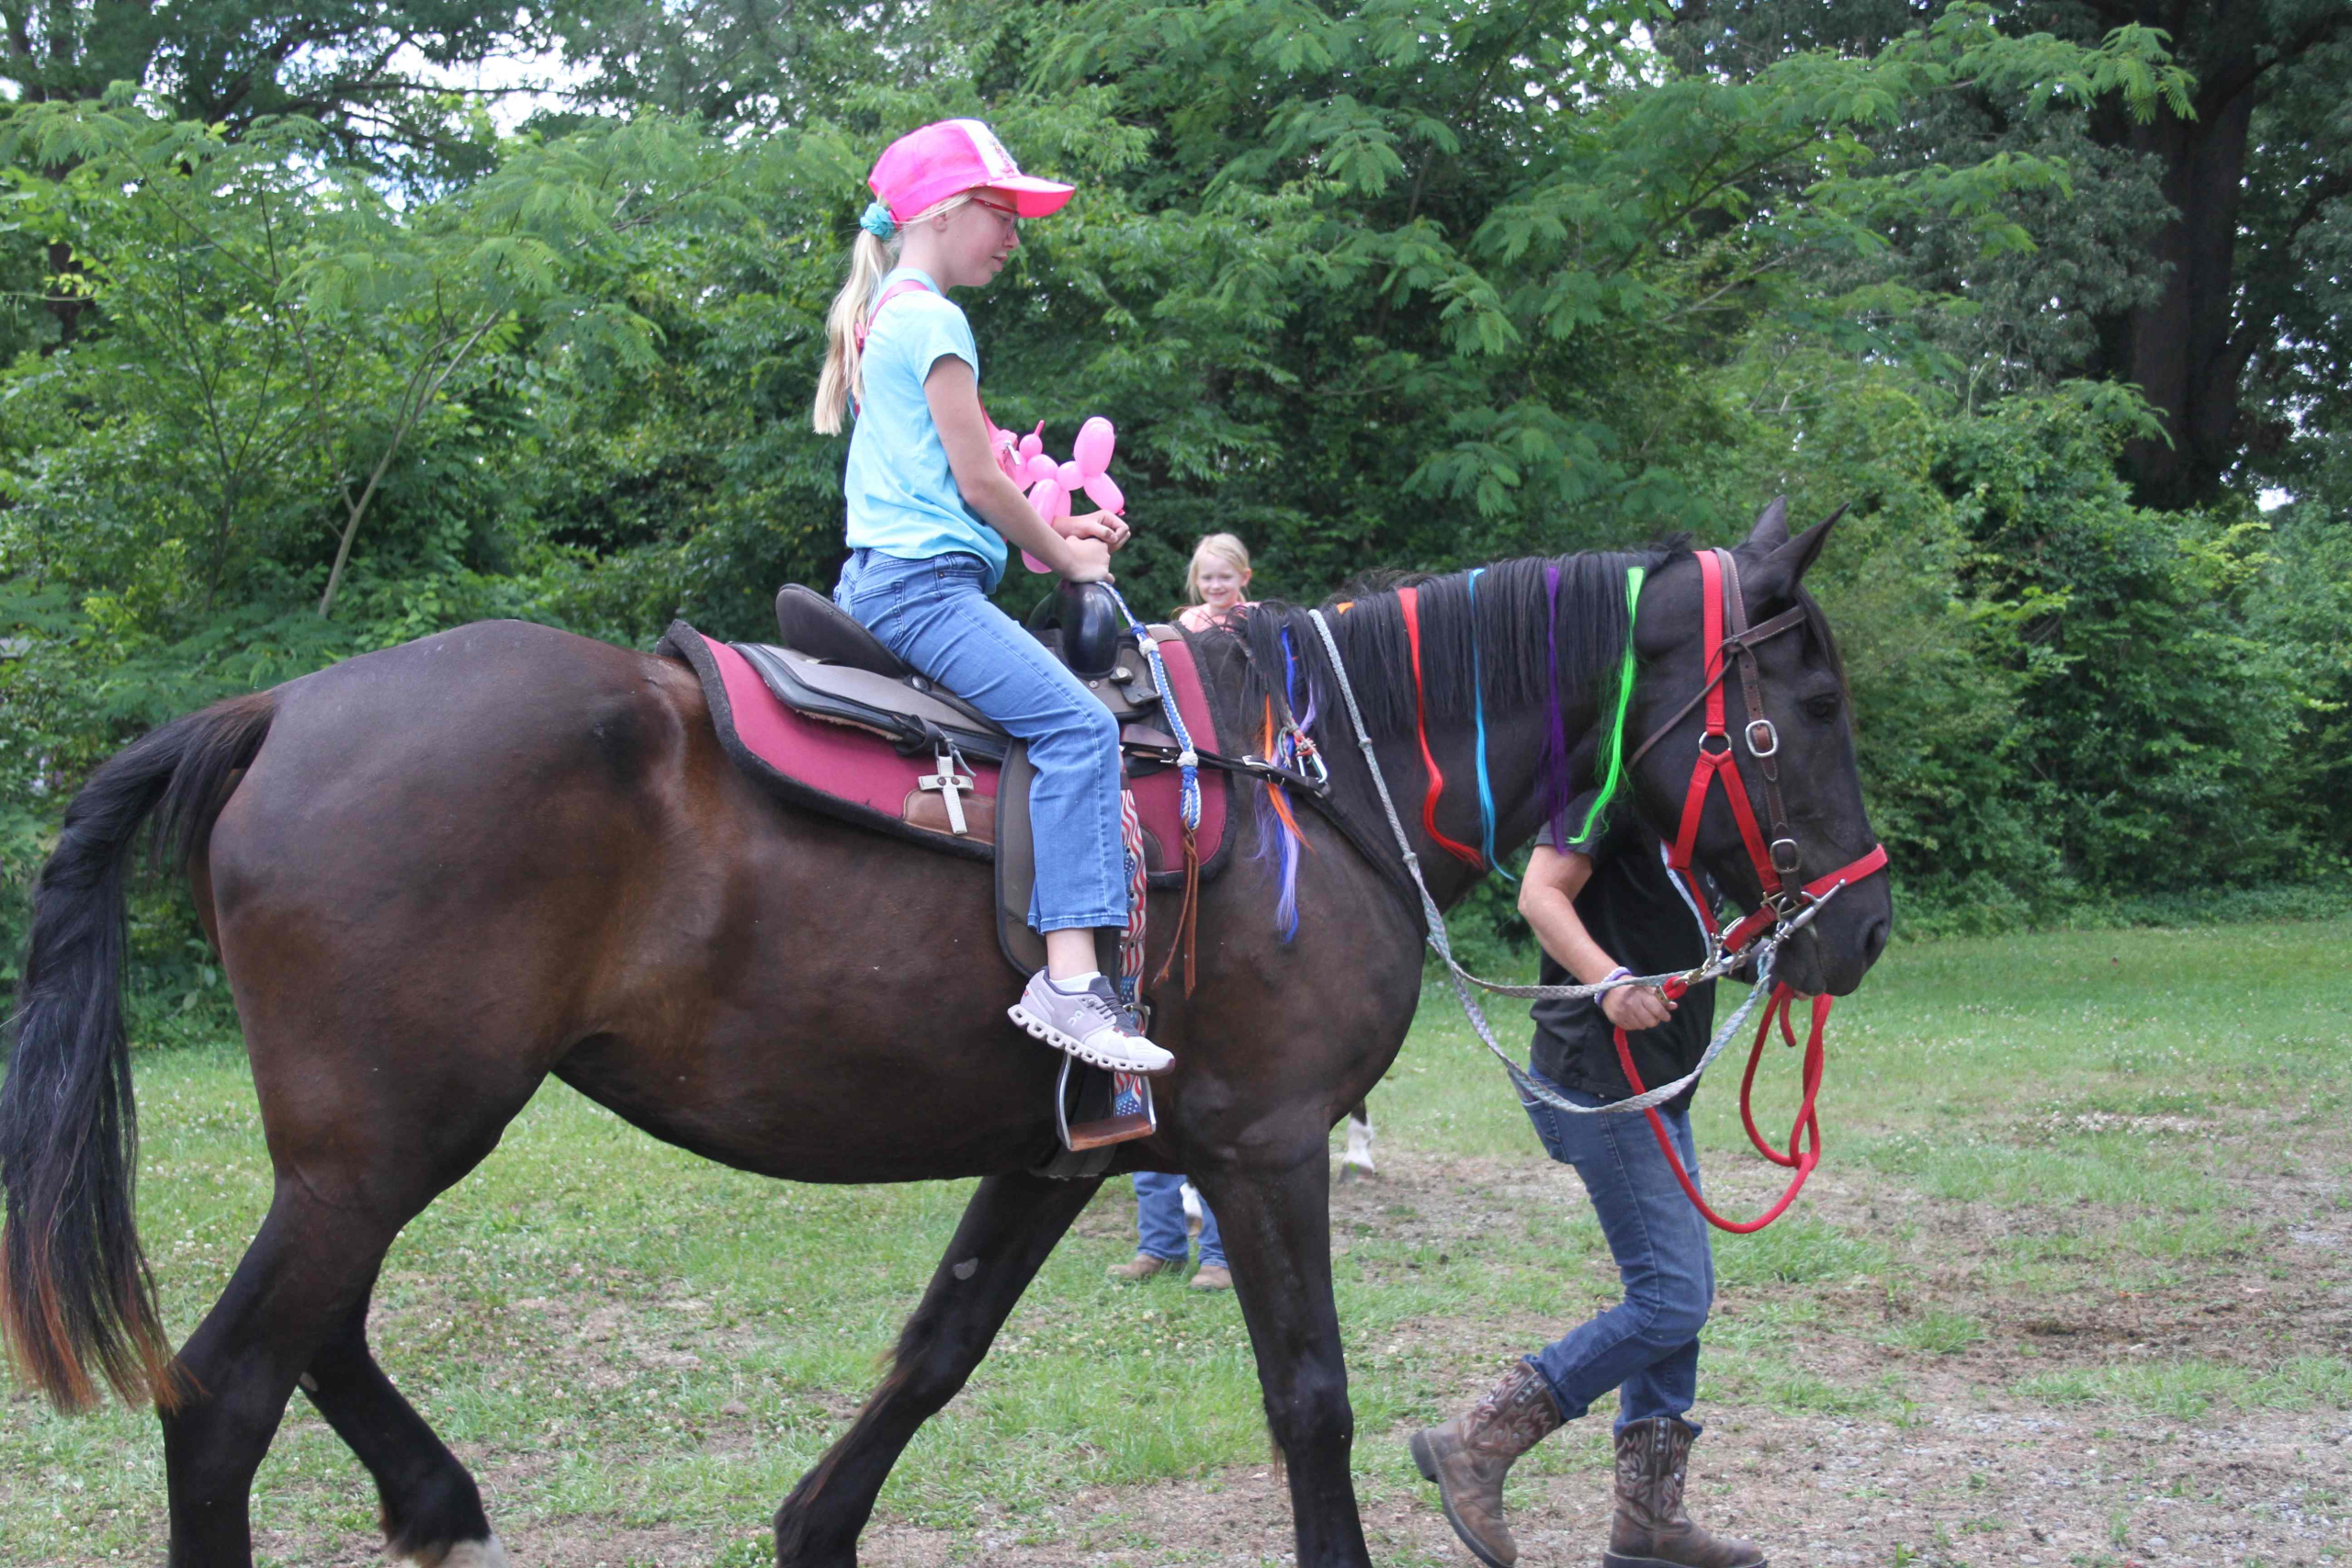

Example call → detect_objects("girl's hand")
1600 984 1676 1032
1059 511 1130 550
1059 536 1114 583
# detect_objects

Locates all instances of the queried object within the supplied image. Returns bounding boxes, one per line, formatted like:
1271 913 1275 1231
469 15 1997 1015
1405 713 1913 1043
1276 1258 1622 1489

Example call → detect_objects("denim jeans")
1519 1073 1714 1435
833 548 1125 933
1133 1171 1224 1268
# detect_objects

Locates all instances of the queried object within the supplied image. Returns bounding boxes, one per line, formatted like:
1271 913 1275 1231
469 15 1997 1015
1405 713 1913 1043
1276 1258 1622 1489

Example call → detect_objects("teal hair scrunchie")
859 200 899 240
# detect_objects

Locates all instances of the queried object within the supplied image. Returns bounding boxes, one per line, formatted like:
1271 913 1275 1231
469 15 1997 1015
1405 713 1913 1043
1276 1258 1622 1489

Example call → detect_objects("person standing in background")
1109 533 1264 1292
1176 533 1253 632
1107 1171 1227 1291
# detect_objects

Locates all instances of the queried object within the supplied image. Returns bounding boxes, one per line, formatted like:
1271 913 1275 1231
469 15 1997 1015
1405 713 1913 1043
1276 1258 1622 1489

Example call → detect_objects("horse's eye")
1803 694 1840 722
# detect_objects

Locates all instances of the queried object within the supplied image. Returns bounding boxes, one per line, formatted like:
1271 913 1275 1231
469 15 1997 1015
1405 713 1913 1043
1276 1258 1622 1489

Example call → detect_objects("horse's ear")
1745 496 1791 550
1750 503 1848 603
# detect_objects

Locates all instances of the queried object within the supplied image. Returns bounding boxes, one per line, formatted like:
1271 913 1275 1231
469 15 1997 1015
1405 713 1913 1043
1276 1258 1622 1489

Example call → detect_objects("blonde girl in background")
1103 531 1266 1288
1176 533 1254 632
813 119 1170 1077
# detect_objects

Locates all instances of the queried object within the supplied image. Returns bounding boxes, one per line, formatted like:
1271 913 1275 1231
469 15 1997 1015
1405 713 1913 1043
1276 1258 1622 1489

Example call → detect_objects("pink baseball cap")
868 118 1075 221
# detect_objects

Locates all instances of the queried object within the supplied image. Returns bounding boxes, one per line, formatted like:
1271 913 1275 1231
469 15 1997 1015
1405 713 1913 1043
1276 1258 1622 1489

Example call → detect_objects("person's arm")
1519 842 1676 1031
924 357 1120 579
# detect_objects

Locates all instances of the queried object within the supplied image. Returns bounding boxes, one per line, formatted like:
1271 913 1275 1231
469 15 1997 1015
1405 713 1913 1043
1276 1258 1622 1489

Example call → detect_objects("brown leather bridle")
1627 547 1888 956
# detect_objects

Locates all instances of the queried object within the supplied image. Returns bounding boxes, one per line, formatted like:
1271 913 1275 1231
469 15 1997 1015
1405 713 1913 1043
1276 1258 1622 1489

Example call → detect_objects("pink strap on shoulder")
854 277 935 354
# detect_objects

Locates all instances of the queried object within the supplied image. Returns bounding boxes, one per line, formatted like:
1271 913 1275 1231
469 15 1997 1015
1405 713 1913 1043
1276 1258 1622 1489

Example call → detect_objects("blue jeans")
1134 1170 1224 1268
833 548 1125 933
1519 1075 1713 1435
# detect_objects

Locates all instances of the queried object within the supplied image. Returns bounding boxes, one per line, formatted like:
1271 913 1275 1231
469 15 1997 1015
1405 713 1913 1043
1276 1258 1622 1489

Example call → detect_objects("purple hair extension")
1544 562 1572 847
1283 625 1318 738
1251 779 1303 942
1274 800 1301 939
1243 626 1307 941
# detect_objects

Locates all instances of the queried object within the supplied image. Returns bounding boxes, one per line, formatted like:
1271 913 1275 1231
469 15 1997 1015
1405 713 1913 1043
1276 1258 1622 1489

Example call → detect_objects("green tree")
0 0 536 175
1666 0 2352 510
1940 388 2314 888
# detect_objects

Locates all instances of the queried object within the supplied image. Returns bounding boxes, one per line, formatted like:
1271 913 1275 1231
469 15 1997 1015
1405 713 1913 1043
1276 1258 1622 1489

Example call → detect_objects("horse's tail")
0 688 276 1412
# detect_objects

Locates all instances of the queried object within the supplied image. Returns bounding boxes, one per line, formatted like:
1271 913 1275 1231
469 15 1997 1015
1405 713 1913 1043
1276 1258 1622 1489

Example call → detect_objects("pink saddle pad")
661 623 1227 881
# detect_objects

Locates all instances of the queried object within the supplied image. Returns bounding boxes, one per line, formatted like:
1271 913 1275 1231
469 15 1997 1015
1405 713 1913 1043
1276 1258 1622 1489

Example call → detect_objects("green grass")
5 917 2350 1565
1882 1309 1984 1356
2009 1355 2352 1423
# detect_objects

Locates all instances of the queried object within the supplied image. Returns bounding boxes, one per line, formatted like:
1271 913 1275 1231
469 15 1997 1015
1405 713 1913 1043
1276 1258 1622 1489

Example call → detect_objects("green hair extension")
1569 566 1645 847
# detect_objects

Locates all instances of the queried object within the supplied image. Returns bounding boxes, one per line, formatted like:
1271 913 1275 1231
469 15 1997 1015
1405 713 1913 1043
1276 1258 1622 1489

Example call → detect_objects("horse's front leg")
774 1168 1102 1568
1194 1151 1372 1568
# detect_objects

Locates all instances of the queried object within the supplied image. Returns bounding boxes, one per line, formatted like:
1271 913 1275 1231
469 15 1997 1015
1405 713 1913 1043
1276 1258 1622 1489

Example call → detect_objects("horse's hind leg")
161 1085 535 1568
775 1170 1102 1568
302 1289 507 1566
162 1188 410 1567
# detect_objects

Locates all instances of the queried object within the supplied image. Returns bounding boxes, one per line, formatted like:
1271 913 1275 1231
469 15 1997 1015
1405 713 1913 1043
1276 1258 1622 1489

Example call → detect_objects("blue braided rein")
1099 582 1201 831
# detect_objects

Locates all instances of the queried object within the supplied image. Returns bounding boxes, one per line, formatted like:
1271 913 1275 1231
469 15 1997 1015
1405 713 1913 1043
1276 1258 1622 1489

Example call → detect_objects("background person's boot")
1408 1359 1562 1567
1604 1416 1765 1568
1104 1252 1181 1282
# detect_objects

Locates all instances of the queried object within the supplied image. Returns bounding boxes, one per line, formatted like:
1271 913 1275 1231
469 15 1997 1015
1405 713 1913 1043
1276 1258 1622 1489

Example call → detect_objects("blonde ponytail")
813 228 895 435
810 192 978 435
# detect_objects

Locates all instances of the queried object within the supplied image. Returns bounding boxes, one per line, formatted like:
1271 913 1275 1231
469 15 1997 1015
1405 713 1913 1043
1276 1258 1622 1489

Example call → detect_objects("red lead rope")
1612 981 1829 1234
1611 543 1888 1235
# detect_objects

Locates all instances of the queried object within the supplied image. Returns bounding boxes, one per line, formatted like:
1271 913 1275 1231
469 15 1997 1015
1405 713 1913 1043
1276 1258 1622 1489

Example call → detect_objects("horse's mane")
1195 546 1675 749
1175 546 1678 916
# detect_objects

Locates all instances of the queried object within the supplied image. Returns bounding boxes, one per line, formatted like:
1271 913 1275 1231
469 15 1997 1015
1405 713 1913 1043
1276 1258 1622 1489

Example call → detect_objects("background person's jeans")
1519 1074 1714 1434
1134 1170 1224 1268
834 548 1125 933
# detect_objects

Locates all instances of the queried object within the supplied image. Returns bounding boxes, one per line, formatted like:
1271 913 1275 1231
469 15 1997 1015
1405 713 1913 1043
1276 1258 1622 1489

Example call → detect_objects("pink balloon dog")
993 416 1127 572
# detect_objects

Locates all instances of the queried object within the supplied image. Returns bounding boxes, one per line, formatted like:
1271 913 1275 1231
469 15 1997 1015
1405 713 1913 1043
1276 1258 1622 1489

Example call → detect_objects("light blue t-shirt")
842 267 1007 589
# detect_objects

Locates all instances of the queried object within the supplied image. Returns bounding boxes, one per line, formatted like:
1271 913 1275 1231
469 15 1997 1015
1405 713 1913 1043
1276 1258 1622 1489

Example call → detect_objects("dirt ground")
322 1138 2346 1568
806 1145 2349 1568
13 1079 2346 1568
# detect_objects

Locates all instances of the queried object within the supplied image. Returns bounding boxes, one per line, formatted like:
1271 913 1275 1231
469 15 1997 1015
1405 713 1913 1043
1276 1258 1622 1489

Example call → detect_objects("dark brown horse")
0 502 1889 1568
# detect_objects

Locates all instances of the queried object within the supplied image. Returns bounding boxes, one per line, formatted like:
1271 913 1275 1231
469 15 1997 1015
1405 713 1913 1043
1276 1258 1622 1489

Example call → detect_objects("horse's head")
1627 500 1893 996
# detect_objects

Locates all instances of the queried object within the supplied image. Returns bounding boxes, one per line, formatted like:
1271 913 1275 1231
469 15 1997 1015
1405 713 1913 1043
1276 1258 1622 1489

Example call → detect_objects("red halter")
1614 547 1889 1233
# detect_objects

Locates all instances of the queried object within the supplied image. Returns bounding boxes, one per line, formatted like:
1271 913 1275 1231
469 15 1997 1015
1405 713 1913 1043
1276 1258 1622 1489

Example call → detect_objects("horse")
0 499 1891 1568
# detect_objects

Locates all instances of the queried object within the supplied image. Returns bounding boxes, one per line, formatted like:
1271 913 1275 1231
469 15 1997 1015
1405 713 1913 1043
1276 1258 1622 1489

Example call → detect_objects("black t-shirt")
1527 805 1717 1114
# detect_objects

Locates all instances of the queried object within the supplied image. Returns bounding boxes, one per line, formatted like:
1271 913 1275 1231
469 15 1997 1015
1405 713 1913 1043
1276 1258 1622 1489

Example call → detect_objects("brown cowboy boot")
1408 1359 1563 1567
1605 1416 1766 1568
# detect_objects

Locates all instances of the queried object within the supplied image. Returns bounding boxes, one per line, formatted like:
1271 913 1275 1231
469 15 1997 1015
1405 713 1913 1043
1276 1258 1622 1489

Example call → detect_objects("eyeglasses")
972 199 1021 231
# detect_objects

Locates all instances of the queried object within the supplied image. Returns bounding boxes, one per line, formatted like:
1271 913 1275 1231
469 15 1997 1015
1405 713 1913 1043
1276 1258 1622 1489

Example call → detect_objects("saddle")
654 581 1232 979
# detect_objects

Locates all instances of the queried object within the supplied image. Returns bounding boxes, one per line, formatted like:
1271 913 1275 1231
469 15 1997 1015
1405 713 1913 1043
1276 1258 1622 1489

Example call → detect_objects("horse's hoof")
394 1535 509 1568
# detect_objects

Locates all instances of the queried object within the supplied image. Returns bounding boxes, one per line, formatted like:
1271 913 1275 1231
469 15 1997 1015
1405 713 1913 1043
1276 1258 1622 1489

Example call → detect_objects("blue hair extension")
1465 569 1516 885
1250 626 1314 940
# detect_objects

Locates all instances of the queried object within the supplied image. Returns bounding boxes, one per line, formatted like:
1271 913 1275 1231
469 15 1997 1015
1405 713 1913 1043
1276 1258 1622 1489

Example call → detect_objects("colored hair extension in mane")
1254 696 1305 939
1542 562 1573 849
1566 565 1645 848
1465 569 1514 883
1398 585 1485 867
1212 545 1674 889
1282 624 1318 742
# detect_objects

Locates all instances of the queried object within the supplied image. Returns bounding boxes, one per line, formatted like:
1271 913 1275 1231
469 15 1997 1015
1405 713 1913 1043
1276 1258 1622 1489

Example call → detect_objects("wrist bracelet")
1594 965 1630 1006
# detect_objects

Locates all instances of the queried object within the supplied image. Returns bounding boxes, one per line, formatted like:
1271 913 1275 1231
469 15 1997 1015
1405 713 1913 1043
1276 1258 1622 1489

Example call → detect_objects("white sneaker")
1008 972 1174 1076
